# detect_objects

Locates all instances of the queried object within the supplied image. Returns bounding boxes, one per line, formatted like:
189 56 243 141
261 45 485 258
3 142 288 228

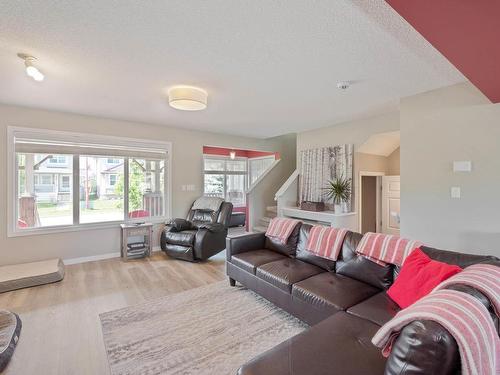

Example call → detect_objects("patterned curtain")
299 144 353 211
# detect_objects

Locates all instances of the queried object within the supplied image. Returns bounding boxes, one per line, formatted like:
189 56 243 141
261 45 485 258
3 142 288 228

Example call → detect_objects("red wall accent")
203 146 279 159
386 0 500 103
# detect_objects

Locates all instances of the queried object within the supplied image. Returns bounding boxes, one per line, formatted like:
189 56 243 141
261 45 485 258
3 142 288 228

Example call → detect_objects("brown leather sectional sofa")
226 223 500 375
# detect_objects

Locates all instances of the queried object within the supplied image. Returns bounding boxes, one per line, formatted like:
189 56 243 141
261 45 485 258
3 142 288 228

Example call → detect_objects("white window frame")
203 155 247 207
7 126 172 237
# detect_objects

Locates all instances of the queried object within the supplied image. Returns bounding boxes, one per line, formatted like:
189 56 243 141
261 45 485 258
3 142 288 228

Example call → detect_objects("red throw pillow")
387 248 462 308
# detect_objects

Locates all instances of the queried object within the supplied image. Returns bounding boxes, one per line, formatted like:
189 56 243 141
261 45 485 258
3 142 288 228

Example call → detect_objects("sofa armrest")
196 222 225 233
166 218 193 232
384 320 460 375
226 232 266 261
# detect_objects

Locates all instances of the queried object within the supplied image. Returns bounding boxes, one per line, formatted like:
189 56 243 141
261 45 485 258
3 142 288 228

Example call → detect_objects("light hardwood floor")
0 252 227 375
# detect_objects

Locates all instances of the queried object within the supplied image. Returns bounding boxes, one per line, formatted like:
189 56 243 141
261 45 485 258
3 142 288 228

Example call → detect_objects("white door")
381 176 400 235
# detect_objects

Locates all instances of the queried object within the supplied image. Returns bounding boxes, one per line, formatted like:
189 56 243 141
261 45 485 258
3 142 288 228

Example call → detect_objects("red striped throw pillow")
265 218 301 245
356 232 422 266
305 226 348 261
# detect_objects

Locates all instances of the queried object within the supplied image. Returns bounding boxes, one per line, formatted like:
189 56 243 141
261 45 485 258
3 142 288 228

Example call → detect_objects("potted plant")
323 175 351 213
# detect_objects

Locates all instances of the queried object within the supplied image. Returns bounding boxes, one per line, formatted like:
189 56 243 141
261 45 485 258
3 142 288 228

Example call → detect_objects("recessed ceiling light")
18 53 44 82
168 86 207 111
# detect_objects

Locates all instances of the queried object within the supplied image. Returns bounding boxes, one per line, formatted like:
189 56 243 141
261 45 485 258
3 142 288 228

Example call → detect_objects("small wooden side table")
120 222 153 260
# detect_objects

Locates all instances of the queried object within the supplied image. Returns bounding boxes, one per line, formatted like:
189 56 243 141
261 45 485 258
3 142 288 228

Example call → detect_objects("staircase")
253 206 277 233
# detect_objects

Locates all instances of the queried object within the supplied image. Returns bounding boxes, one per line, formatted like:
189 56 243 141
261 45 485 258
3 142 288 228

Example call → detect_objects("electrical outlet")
451 187 461 199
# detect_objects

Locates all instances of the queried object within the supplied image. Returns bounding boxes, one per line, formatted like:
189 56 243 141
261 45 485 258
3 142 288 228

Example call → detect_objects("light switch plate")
453 161 472 172
451 186 461 199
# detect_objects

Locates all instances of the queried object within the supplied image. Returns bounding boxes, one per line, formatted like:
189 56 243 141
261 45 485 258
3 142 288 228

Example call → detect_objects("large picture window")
203 156 247 207
8 127 171 236
79 155 125 224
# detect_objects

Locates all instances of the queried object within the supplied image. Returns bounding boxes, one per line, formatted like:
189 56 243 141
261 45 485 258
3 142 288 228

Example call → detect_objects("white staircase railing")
274 169 299 218
245 159 281 232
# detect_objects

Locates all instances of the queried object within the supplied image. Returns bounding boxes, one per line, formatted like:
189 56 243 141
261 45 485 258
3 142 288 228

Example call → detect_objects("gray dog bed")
0 310 21 372
0 259 65 294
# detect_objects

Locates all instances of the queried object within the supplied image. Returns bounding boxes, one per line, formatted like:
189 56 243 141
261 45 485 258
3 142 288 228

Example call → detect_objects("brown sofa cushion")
230 250 287 275
292 272 379 312
295 224 336 272
336 231 393 289
347 292 401 326
256 258 324 293
421 245 500 267
237 312 386 375
264 222 302 256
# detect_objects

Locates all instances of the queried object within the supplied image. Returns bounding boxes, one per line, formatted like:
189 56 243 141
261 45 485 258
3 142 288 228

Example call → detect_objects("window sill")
7 217 169 238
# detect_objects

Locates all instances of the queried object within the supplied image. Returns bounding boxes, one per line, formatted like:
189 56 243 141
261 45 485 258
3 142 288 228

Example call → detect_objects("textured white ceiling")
0 1 464 138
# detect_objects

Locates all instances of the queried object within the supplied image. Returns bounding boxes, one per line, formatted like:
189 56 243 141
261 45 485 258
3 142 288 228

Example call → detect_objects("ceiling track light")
17 53 45 82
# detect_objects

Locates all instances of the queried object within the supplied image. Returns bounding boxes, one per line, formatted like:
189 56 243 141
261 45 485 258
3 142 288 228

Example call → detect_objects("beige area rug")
100 281 307 375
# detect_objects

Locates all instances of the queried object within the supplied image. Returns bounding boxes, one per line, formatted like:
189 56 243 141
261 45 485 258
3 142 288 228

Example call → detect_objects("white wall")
297 112 400 229
400 83 500 256
387 147 400 175
0 104 295 265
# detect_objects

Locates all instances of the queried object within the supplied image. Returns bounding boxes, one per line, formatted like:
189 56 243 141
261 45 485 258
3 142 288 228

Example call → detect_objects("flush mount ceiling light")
168 86 207 111
17 53 44 82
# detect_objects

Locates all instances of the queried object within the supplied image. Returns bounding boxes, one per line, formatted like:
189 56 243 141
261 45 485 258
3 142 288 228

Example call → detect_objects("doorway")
381 175 400 235
359 172 401 235
359 172 383 234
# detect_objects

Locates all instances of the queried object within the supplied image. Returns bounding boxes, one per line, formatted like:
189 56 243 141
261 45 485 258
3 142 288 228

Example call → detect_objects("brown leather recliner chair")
160 199 233 262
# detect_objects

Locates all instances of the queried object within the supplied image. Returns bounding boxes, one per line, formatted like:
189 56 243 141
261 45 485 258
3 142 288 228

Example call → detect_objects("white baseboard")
63 246 163 265
63 252 121 265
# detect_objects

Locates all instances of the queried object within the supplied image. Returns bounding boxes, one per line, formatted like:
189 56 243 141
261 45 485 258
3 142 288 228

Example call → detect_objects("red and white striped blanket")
372 289 500 375
434 263 500 315
265 218 301 244
305 226 348 261
356 232 422 266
